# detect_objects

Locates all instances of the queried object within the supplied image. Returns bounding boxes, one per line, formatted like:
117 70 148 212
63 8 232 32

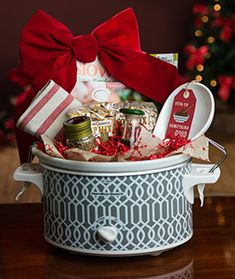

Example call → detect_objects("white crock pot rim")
33 146 191 174
39 156 191 176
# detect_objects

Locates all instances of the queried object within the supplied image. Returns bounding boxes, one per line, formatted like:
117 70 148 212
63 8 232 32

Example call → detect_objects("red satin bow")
12 8 182 163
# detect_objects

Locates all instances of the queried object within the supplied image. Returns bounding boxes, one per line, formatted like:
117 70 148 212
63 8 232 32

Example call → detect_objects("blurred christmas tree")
0 84 28 147
0 106 15 146
184 0 235 107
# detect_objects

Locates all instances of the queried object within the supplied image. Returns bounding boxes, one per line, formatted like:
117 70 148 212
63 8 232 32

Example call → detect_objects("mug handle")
14 163 43 201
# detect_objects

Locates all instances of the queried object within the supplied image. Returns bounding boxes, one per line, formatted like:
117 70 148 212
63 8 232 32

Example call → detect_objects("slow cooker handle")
182 163 220 206
14 163 43 200
183 138 227 206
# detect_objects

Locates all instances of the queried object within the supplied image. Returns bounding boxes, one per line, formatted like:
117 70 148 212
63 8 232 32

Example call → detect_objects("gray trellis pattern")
42 164 192 252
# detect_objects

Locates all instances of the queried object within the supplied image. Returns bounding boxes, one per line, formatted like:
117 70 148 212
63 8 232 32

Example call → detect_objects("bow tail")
14 55 77 163
14 87 37 163
99 45 182 104
32 54 77 93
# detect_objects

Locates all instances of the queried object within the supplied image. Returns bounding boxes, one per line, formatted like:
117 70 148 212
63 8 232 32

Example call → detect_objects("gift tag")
165 89 196 139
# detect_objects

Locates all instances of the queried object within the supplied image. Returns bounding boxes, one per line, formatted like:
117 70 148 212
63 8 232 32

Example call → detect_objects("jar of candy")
119 108 145 147
63 116 95 151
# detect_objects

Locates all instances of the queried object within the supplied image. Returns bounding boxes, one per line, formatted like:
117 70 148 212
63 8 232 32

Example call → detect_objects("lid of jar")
119 108 145 115
64 116 91 132
63 116 93 140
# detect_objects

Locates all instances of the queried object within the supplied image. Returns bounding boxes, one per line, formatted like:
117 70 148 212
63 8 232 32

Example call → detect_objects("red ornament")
218 75 235 101
184 45 208 70
211 17 235 43
193 4 209 15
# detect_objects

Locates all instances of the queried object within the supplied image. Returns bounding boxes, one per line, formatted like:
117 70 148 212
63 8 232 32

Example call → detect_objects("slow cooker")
14 146 221 256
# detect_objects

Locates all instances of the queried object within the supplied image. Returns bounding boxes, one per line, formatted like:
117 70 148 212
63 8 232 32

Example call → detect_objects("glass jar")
119 108 145 147
63 116 95 151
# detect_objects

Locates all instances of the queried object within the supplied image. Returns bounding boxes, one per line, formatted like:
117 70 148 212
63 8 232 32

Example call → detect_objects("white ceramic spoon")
153 81 215 140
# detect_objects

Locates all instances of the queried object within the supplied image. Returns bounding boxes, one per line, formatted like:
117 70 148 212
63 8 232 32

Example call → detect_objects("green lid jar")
119 108 145 116
63 116 95 151
119 108 145 147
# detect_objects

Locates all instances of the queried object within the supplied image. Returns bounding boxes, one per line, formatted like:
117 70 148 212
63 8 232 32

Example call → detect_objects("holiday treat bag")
11 8 182 162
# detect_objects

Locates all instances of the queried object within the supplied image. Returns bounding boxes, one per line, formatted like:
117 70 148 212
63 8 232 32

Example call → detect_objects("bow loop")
72 34 99 63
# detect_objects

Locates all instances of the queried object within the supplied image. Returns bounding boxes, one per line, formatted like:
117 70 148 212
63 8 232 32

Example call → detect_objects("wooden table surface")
1 197 235 279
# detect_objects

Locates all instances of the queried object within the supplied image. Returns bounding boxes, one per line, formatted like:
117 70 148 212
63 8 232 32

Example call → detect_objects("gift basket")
13 8 226 256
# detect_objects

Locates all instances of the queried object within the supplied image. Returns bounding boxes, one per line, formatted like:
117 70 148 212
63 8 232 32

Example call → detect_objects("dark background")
0 0 194 111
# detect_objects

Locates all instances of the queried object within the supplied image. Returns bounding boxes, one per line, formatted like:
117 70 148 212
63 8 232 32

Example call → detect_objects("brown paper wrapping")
41 131 209 163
